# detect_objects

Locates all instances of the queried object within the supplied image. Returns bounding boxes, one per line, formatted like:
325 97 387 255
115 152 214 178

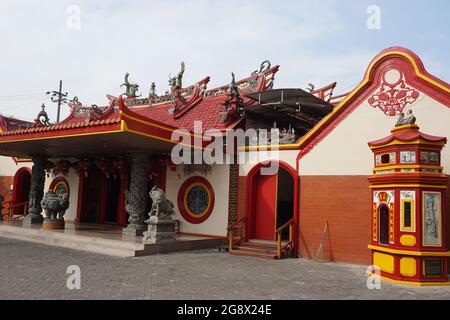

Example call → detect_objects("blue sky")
0 0 448 121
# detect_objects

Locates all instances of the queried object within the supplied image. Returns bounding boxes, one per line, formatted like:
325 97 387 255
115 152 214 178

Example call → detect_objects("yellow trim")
400 199 415 232
178 231 226 239
367 272 450 286
370 139 445 150
183 182 212 218
242 50 450 152
121 121 206 151
368 244 450 256
422 191 442 247
373 171 443 175
120 111 204 139
392 124 419 132
242 143 299 151
370 184 447 189
373 164 442 171
0 128 124 144
14 158 32 163
121 121 176 145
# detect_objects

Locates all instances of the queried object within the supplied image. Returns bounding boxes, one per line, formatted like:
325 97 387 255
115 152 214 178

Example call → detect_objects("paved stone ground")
1 237 450 300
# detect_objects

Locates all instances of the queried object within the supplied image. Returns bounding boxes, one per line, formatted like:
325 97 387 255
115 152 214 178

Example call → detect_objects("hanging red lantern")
95 157 111 178
45 161 55 178
112 157 128 179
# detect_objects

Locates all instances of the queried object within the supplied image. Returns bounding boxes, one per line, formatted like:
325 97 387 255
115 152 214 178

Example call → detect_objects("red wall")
299 175 372 265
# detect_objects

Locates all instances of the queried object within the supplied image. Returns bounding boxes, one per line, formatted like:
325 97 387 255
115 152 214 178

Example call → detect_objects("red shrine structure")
368 123 449 285
0 47 449 286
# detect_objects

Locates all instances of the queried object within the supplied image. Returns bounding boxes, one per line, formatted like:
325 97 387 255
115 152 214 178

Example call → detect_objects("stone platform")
0 221 224 258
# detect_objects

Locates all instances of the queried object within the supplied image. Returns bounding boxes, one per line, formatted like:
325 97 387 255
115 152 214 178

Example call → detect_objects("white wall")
298 93 450 176
44 159 80 222
238 150 298 176
0 156 31 176
166 164 230 237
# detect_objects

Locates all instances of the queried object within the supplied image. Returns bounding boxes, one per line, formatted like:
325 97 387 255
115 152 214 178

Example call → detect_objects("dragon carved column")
122 154 149 236
23 155 47 225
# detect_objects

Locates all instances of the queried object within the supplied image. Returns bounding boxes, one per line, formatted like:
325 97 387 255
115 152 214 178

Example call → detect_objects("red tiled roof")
132 94 230 132
0 116 121 137
0 65 279 138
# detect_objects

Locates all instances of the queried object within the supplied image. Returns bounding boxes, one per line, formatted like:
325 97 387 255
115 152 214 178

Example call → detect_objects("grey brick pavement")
1 237 450 300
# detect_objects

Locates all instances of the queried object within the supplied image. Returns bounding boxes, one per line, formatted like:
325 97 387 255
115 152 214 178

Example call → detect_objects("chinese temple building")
0 47 449 285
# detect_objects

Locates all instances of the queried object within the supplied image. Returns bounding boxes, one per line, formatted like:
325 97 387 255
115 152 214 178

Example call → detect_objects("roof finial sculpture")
252 60 271 75
34 103 51 127
121 73 141 98
306 83 315 93
149 82 157 97
169 61 185 91
229 72 240 100
395 109 416 127
148 82 157 107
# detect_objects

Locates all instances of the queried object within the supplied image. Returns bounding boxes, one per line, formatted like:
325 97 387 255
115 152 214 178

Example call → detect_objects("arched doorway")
12 167 31 215
378 205 390 245
246 161 298 245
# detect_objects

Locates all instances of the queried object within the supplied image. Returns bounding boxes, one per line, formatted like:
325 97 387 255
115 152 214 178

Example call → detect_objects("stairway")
229 239 287 260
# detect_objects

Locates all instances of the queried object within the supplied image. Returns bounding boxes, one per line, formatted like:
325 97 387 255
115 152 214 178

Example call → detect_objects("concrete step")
0 224 142 257
136 237 223 256
234 245 278 255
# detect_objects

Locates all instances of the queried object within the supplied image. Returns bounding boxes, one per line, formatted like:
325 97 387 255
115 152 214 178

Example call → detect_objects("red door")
253 174 278 240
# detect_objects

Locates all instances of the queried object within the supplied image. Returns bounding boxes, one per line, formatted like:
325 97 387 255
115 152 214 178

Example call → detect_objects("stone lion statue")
148 186 174 219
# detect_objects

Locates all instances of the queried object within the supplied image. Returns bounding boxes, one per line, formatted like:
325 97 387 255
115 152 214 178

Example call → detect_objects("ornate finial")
306 83 315 93
71 96 82 105
395 109 416 127
169 61 185 91
149 82 157 97
229 72 240 100
34 103 51 127
252 60 271 75
121 73 141 98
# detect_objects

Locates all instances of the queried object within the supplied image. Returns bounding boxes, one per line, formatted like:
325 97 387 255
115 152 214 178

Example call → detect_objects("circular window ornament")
177 176 215 224
49 177 70 198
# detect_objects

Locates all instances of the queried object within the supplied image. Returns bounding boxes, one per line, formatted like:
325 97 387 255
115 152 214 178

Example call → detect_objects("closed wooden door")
253 174 278 240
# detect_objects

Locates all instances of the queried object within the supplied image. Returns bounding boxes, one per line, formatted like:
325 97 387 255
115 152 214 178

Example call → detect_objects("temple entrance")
79 167 127 225
104 176 121 223
82 167 102 223
248 164 296 241
12 168 31 215
276 168 294 240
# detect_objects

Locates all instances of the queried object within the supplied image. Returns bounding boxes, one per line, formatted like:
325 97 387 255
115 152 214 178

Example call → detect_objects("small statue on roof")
121 73 141 98
89 104 105 121
306 83 315 93
169 61 185 91
149 82 157 97
252 60 271 75
34 103 51 127
70 96 82 106
395 109 416 126
229 72 239 99
228 72 244 106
